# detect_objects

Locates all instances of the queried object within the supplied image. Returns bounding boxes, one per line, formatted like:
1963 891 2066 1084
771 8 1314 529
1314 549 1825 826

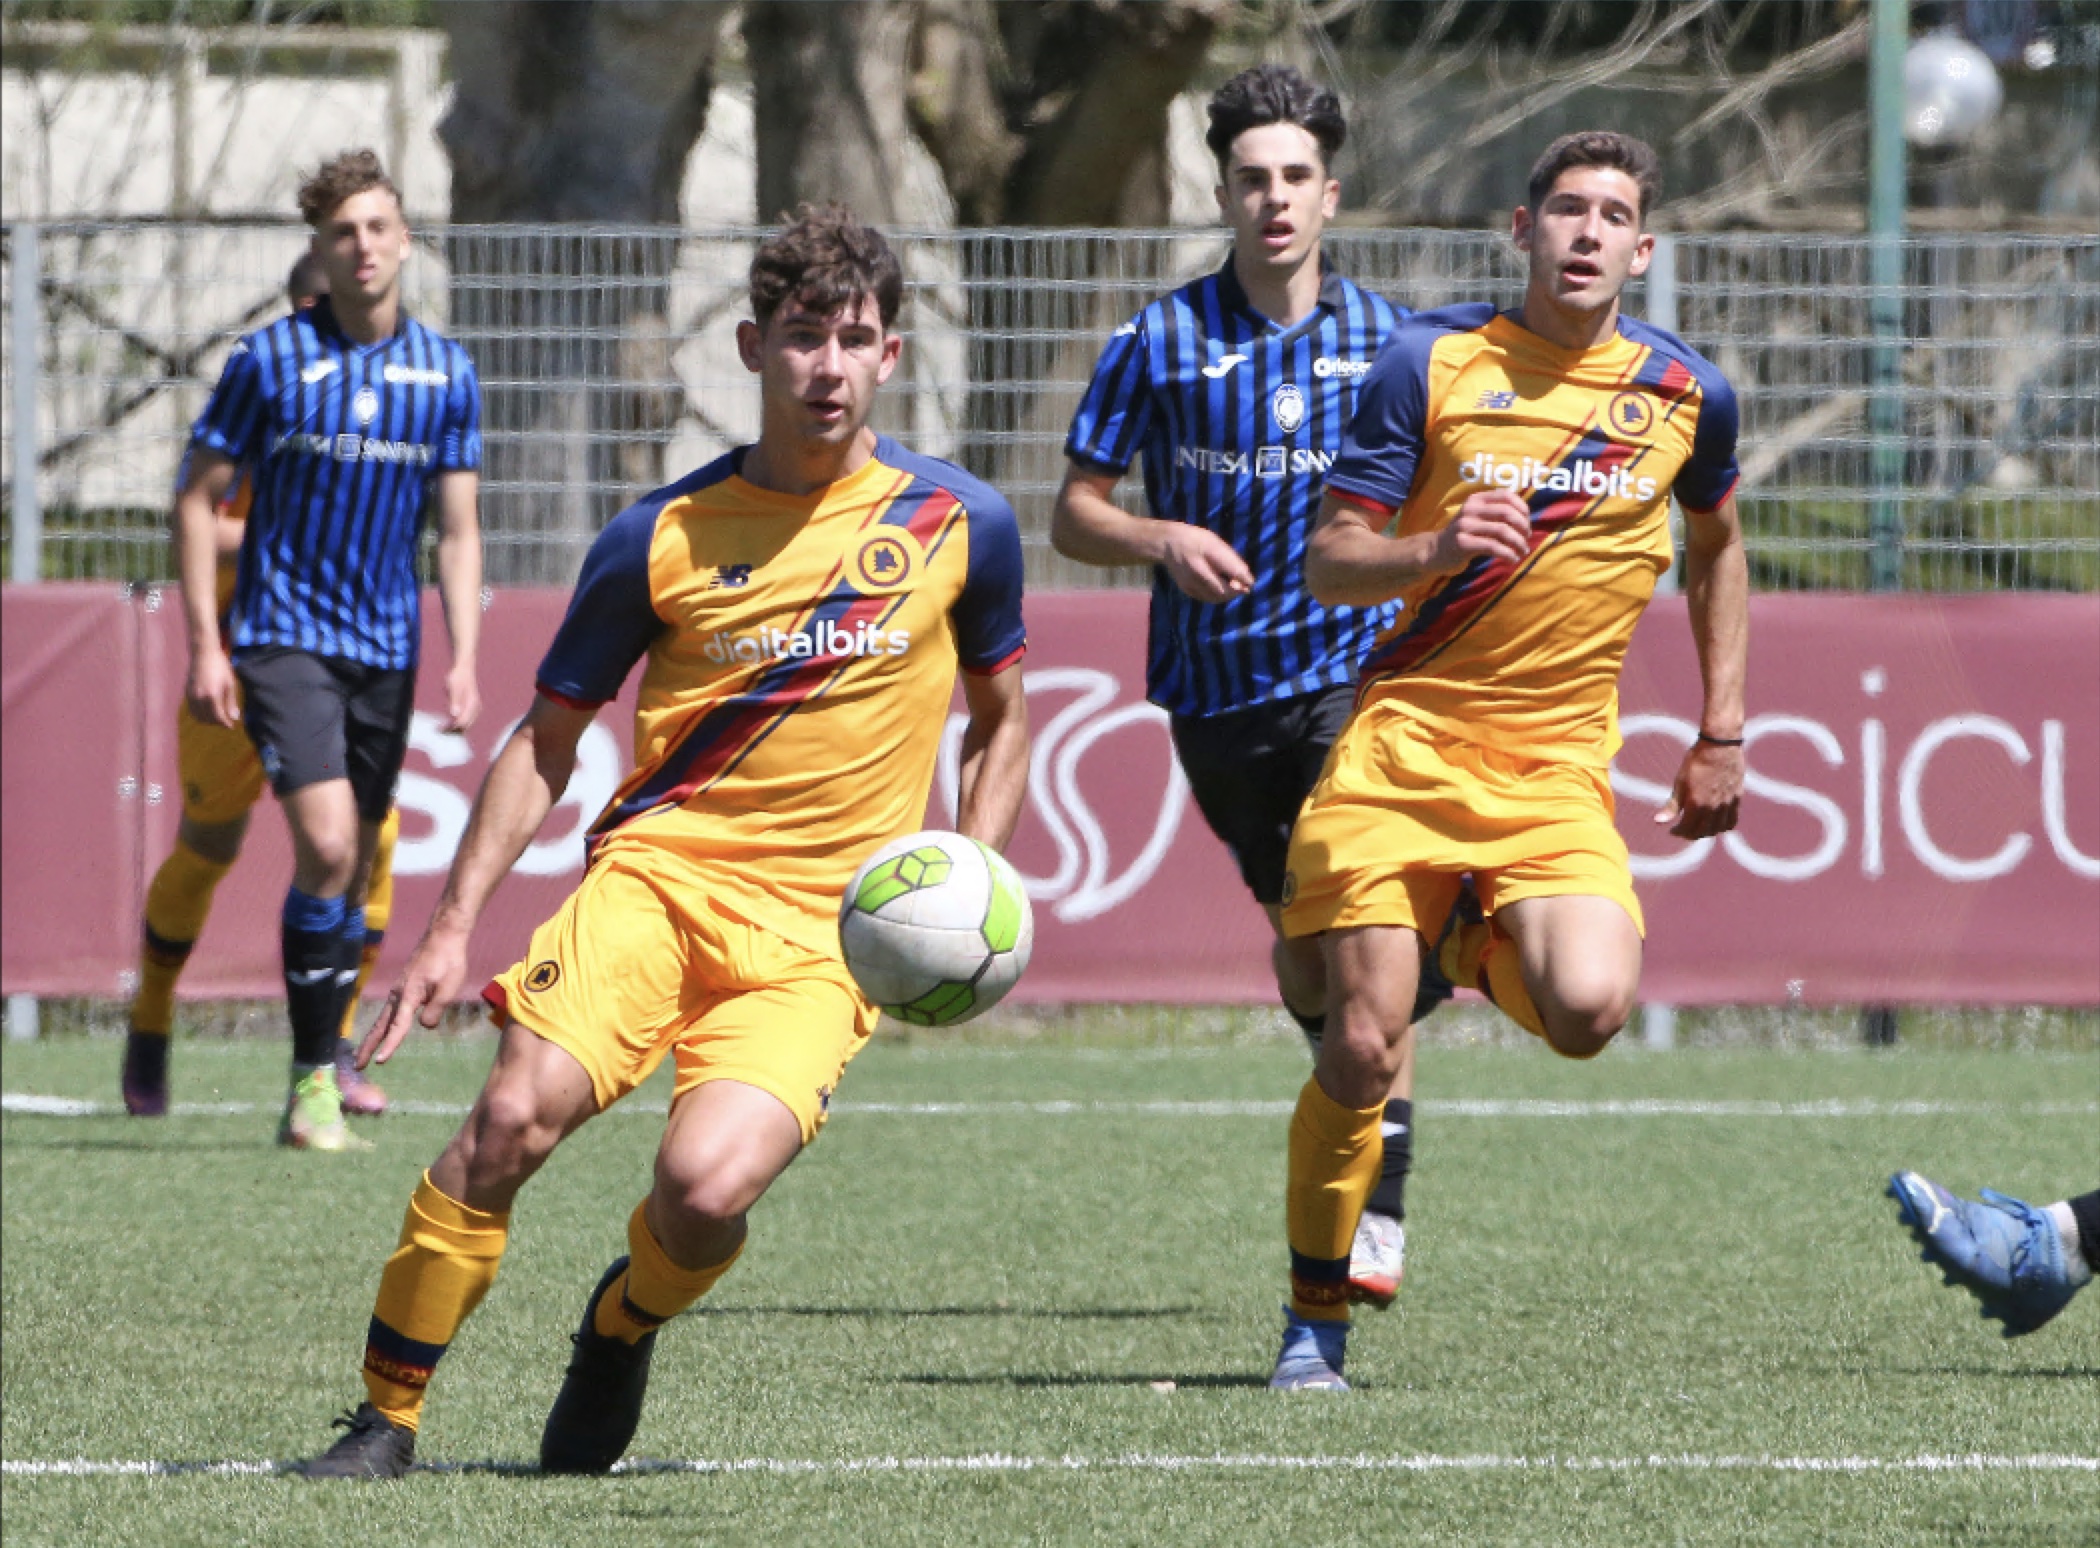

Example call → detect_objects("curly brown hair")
748 204 903 331
1526 131 1662 223
296 149 401 226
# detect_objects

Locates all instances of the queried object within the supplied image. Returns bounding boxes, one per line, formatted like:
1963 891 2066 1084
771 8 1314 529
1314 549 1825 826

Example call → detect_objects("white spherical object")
1904 33 2004 147
838 830 1034 1026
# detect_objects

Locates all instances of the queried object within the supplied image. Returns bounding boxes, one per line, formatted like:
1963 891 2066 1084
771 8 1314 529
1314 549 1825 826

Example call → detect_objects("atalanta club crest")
353 386 380 425
1272 384 1305 433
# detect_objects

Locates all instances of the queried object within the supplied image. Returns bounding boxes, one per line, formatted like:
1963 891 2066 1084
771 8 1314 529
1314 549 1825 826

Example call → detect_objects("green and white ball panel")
838 830 1034 1026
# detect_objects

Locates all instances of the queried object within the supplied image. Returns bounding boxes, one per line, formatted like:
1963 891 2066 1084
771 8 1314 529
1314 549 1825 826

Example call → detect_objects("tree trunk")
743 0 922 225
435 0 730 580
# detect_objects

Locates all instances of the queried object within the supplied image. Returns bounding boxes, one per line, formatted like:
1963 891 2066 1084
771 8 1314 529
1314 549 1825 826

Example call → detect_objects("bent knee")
1541 984 1634 1060
655 1151 772 1229
463 1081 567 1180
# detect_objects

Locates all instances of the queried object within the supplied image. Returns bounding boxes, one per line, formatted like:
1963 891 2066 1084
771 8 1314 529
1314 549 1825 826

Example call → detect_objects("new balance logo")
710 564 753 589
1475 389 1517 409
1201 353 1249 379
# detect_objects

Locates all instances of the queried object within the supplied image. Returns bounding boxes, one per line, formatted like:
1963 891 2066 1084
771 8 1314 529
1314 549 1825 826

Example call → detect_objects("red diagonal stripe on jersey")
1360 431 1642 685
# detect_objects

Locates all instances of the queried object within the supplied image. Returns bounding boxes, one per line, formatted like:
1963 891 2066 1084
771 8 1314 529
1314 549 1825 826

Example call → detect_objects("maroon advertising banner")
3 584 2095 1006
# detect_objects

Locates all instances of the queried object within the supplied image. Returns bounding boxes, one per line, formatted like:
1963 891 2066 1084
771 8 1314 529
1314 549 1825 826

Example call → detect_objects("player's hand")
185 647 241 728
442 661 481 734
361 923 469 1067
1427 490 1533 574
1159 525 1254 604
1656 737 1744 840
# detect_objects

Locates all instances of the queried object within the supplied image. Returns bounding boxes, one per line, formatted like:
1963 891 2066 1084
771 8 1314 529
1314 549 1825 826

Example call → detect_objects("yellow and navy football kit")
483 435 1028 1140
1282 304 1739 944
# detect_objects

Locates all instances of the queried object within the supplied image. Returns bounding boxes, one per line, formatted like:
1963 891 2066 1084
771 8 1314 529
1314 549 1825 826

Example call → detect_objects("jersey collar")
1215 257 1345 332
309 296 410 351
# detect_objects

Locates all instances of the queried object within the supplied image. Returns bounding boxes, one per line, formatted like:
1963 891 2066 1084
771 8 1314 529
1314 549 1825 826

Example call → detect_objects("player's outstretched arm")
1658 493 1749 840
953 664 1030 854
433 468 483 733
1051 463 1252 604
174 449 243 727
1304 488 1532 607
361 693 593 1066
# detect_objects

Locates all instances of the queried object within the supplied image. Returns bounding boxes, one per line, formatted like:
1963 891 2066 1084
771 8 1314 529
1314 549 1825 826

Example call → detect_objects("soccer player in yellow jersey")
1268 132 1749 1389
299 207 1031 1479
123 253 399 1122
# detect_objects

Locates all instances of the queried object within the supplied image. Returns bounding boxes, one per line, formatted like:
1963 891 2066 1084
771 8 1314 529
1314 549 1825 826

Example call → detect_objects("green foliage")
2 1031 2095 1545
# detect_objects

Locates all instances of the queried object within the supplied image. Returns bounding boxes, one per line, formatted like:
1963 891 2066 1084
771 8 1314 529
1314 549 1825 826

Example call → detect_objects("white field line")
4 1092 2097 1121
3 1452 2094 1480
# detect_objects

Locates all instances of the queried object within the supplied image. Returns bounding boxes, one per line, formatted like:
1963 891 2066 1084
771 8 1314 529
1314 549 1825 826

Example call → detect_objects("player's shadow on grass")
891 1372 1269 1389
692 1303 1204 1322
1880 1363 2099 1381
10 1135 267 1154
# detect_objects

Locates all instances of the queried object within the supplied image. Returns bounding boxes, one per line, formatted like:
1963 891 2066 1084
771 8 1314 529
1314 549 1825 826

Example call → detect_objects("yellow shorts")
1281 701 1643 942
177 691 265 827
483 854 877 1144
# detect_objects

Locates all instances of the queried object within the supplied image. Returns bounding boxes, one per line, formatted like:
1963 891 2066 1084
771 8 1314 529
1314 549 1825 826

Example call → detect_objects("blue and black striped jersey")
1065 261 1402 717
189 299 481 670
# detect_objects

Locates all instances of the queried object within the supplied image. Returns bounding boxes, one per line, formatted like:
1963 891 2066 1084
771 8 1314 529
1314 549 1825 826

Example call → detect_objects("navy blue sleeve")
1675 366 1741 513
1326 321 1439 514
1064 314 1155 476
439 348 482 473
189 337 268 467
951 488 1027 674
534 499 667 706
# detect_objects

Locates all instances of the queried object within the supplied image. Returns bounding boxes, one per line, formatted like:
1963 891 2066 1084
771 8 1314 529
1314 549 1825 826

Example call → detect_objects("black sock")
2068 1191 2100 1275
331 907 368 1063
282 889 347 1071
1366 1098 1413 1221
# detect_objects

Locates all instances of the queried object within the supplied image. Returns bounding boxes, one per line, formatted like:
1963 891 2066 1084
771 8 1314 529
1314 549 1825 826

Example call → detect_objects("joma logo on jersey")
1178 445 1333 478
703 619 911 664
1459 450 1658 503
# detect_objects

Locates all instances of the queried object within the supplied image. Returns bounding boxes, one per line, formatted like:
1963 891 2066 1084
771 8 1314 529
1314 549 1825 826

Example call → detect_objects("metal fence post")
9 220 40 584
1641 232 1682 1052
1863 0 1908 1045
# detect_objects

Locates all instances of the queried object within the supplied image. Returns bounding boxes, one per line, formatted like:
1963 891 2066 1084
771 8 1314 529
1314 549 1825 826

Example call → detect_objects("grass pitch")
3 1022 2095 1546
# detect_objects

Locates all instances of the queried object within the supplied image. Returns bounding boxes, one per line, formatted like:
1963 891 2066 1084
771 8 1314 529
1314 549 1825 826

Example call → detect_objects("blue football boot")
1887 1172 2084 1336
1269 1308 1350 1391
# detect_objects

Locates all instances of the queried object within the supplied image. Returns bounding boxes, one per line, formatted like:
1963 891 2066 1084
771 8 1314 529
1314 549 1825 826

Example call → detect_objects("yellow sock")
339 810 399 1042
362 1172 510 1432
593 1201 743 1344
1285 1076 1385 1323
1478 927 1549 1041
130 842 233 1034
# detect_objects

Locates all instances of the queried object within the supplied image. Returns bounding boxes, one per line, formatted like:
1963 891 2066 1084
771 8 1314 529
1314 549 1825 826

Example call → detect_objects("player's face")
1513 166 1653 316
311 188 410 309
1216 123 1339 274
738 293 902 448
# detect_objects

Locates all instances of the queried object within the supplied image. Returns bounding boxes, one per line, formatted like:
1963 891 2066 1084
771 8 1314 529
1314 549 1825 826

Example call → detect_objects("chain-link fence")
6 221 2096 592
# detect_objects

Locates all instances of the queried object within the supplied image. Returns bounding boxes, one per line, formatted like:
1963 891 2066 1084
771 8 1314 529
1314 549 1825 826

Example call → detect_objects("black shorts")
236 648 415 822
1169 684 1355 907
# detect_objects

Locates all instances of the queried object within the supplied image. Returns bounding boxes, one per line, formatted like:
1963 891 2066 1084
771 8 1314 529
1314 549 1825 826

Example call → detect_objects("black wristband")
1696 731 1745 747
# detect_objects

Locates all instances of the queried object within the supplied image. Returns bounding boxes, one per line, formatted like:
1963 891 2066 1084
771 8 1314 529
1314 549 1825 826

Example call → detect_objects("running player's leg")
331 669 415 1118
237 649 365 1144
542 916 873 1473
1490 894 1642 1059
303 1023 600 1477
336 807 401 1116
125 696 266 1115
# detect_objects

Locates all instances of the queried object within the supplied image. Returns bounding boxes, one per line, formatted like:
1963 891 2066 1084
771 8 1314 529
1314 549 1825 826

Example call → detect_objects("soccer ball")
838 830 1034 1026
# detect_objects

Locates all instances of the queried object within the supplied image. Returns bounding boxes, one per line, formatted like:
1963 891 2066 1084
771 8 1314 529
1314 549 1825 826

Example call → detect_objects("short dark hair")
1204 64 1346 176
749 204 904 331
296 148 401 226
1526 131 1663 222
285 252 328 307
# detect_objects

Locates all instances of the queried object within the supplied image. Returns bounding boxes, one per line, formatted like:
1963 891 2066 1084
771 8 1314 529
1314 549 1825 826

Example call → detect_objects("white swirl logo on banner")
938 668 1189 923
